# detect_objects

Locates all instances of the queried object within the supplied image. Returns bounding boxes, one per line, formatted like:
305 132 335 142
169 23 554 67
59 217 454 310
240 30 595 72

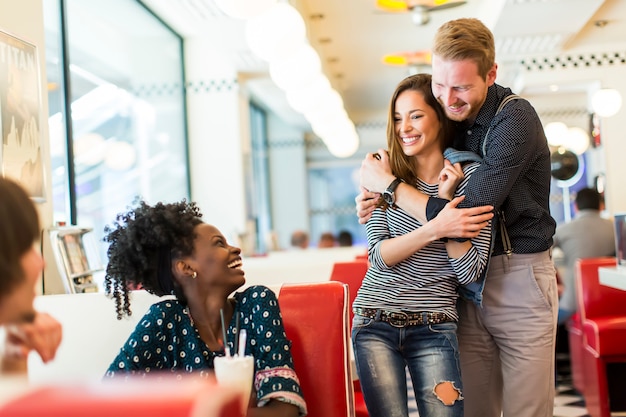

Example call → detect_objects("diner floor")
405 361 590 417
553 381 589 417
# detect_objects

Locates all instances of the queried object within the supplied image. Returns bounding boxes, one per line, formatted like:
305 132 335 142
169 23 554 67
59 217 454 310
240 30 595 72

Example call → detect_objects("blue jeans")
557 307 574 325
352 314 464 417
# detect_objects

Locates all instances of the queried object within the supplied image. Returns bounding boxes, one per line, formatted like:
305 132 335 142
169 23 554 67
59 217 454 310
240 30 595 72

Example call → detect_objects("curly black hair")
103 199 203 320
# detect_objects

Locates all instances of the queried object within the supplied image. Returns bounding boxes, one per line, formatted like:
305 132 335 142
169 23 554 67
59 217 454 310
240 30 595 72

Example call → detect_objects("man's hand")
5 312 62 363
556 270 564 298
355 186 380 224
430 196 494 240
438 160 464 200
360 149 396 194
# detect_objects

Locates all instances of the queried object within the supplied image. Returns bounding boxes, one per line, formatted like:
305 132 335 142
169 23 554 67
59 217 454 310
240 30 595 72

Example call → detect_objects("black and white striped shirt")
354 162 491 320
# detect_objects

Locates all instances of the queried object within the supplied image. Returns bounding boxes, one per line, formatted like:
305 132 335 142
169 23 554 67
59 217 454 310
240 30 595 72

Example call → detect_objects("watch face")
383 191 394 205
383 178 401 206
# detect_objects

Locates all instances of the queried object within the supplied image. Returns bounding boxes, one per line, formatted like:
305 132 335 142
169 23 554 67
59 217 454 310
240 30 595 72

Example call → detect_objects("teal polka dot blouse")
105 285 307 415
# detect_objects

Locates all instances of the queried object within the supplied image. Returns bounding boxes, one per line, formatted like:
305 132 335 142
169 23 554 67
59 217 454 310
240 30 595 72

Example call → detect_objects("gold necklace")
184 307 224 349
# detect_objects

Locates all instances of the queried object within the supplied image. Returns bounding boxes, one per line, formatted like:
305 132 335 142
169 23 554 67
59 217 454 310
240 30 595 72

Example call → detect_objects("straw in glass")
238 329 247 357
234 314 240 356
219 308 230 357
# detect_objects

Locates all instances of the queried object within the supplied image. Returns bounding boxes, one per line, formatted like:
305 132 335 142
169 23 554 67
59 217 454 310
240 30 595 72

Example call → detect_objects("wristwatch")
383 177 403 207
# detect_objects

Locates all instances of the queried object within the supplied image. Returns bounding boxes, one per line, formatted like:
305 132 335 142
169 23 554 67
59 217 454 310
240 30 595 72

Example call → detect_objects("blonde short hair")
432 18 495 79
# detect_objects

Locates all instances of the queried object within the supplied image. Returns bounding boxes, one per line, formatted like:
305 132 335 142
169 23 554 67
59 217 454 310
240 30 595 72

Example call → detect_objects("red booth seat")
582 316 626 356
575 257 626 417
329 260 370 417
577 257 626 358
329 260 369 324
566 312 585 394
20 284 354 417
354 253 368 261
278 281 355 417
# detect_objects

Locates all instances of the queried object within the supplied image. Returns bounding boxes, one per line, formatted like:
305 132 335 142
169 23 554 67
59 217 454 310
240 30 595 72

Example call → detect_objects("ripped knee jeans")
352 315 464 417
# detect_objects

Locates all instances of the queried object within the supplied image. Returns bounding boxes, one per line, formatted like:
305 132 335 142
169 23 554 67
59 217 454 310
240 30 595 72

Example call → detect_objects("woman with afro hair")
103 199 307 417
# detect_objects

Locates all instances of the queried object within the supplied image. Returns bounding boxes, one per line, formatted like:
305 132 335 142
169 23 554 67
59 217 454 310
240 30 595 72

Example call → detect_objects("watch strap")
386 177 402 194
383 177 403 206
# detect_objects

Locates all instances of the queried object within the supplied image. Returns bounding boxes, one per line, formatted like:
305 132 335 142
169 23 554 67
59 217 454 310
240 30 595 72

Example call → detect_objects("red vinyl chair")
354 253 368 261
567 257 617 396
278 281 355 417
329 260 370 417
566 311 585 394
575 257 626 417
330 260 369 324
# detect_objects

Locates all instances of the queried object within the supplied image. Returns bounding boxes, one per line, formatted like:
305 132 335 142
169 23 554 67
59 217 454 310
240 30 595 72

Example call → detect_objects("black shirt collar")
470 83 514 129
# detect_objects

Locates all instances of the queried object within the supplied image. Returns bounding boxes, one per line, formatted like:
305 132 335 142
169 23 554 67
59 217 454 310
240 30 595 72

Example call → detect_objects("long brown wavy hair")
380 73 454 208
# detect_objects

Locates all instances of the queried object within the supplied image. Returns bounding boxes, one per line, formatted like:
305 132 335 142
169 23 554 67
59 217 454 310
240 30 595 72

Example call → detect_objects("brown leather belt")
354 307 453 328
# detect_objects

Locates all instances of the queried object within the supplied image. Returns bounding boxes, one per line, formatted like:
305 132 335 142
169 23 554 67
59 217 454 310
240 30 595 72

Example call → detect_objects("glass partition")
44 0 188 260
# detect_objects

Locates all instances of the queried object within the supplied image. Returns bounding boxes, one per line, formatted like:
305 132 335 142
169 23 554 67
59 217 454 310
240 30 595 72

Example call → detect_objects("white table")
241 246 366 288
0 376 30 409
599 266 626 291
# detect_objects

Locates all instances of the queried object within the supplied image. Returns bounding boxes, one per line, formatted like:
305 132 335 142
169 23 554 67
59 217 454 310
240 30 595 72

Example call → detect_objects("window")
249 103 273 253
308 164 365 247
44 0 188 259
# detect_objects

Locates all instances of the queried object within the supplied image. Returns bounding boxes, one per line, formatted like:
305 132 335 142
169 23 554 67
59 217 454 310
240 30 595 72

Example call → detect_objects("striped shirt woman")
353 160 491 320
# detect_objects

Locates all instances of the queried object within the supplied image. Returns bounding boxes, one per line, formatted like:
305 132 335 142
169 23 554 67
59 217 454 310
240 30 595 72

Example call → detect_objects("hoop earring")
191 271 197 279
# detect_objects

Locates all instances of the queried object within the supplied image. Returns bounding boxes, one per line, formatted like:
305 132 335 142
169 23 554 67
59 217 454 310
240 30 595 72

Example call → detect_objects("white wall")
0 0 54 298
184 38 248 243
597 72 626 213
0 0 53 232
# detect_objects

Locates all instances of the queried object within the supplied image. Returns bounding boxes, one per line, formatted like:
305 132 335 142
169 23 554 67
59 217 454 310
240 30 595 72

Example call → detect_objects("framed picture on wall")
0 28 46 201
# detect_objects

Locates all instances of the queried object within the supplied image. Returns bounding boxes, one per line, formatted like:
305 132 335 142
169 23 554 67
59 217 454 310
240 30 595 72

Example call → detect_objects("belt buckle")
387 311 409 327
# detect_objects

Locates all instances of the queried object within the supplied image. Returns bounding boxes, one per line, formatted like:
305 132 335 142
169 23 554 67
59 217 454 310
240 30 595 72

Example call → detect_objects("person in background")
352 73 492 417
0 177 62 374
356 18 557 417
317 232 336 248
289 230 309 250
103 199 306 417
337 230 353 247
553 187 615 324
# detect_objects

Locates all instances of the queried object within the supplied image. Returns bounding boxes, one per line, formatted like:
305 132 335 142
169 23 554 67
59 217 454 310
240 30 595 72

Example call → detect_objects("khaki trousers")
457 250 558 417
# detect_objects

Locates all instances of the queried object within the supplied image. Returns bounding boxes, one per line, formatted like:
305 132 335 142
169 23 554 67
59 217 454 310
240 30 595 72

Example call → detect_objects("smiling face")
185 223 245 292
393 89 444 159
431 55 496 123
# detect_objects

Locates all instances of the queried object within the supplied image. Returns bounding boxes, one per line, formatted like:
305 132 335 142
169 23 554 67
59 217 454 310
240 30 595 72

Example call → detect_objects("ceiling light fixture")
594 19 609 28
592 88 622 118
245 3 306 62
382 50 432 67
376 0 467 26
566 127 590 155
544 122 568 147
412 6 430 25
214 0 277 19
242 1 359 157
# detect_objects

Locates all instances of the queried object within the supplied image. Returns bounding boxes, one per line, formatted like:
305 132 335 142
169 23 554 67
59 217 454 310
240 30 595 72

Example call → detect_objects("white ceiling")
142 0 626 128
